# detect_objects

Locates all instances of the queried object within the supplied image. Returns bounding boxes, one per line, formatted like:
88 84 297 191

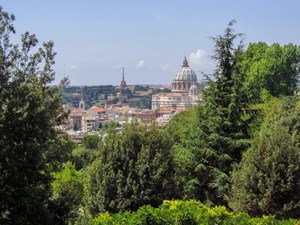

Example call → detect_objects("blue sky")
2 0 300 85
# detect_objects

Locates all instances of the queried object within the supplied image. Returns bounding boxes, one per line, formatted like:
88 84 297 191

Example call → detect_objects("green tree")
198 20 250 204
229 98 300 219
72 145 99 170
171 21 250 205
46 135 75 172
164 107 203 200
241 42 300 103
0 7 68 225
83 135 100 149
51 162 84 225
86 122 177 215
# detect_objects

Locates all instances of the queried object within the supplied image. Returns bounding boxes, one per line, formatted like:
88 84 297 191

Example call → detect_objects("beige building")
69 109 86 130
82 114 96 132
152 57 200 110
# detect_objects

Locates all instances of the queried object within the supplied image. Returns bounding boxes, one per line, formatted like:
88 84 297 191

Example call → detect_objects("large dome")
173 57 197 82
172 57 197 93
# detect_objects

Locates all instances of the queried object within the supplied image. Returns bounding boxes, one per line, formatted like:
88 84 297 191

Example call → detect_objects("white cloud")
158 63 170 71
188 49 216 75
189 49 207 66
66 63 78 70
136 60 145 69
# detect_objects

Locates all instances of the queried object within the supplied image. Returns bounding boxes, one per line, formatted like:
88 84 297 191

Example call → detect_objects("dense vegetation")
90 200 300 225
229 98 300 219
1 6 300 225
0 6 69 224
62 85 167 109
86 123 177 215
62 85 116 107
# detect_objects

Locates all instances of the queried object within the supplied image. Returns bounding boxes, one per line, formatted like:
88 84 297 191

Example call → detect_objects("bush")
90 200 300 225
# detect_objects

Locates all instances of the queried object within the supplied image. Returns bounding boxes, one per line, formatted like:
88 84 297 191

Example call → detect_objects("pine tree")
172 21 250 205
199 20 250 204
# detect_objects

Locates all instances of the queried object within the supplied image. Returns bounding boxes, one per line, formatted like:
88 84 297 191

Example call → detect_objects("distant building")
152 57 201 110
86 106 106 118
82 114 96 132
69 109 85 130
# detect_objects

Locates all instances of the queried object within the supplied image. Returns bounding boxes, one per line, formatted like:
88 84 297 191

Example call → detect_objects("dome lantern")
182 56 189 67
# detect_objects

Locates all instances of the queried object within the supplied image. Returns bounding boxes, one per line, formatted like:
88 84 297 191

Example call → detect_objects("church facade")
152 57 200 110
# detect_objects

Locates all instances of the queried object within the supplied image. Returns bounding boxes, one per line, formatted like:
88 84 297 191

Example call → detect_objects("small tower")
79 86 86 110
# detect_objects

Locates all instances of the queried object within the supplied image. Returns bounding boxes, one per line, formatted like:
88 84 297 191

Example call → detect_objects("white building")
152 57 201 110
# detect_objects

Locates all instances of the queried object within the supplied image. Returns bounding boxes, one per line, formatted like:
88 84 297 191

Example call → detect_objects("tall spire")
182 56 189 67
120 67 127 89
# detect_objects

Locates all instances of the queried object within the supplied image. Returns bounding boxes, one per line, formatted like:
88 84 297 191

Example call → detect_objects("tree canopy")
241 42 300 102
86 122 178 215
0 7 68 225
229 97 300 219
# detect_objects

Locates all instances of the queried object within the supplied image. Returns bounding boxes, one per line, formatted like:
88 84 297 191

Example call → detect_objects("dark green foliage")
46 135 75 172
133 85 149 92
83 135 100 149
165 107 205 200
0 6 68 225
63 85 115 107
169 21 250 205
72 145 99 170
195 21 250 204
241 42 300 103
151 88 172 95
229 98 300 219
126 95 152 109
86 122 178 215
90 200 300 225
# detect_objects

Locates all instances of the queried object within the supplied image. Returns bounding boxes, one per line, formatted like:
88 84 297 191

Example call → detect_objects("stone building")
152 57 200 110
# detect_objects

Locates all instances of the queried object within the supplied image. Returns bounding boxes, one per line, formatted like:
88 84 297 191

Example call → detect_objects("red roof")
91 107 106 113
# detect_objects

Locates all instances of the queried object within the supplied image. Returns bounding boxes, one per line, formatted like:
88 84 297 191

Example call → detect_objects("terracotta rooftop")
90 107 106 113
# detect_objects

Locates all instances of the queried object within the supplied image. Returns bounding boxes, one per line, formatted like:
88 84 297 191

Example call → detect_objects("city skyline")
3 0 300 85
